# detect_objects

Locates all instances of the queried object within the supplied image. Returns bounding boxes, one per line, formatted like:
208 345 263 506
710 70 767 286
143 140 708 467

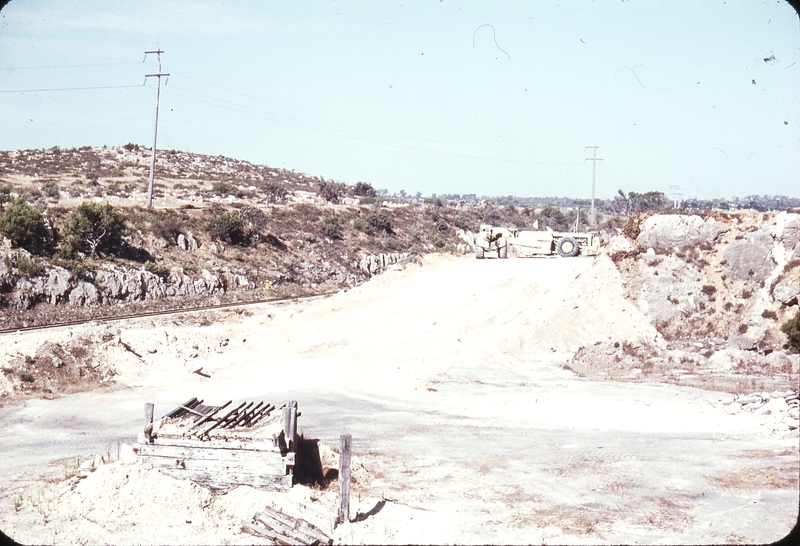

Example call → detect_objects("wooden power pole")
584 146 603 225
144 50 169 209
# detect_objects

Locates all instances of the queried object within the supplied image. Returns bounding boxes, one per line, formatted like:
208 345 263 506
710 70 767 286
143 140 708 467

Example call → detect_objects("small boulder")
185 231 199 251
119 443 137 464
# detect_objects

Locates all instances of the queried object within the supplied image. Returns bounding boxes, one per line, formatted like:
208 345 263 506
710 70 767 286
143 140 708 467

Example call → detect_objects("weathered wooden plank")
231 401 263 428
252 403 276 424
199 401 247 437
224 401 254 429
178 404 208 418
254 513 315 544
147 466 292 489
244 403 275 427
144 403 154 441
186 400 232 432
140 434 281 452
242 522 303 546
336 434 352 527
164 397 199 418
288 402 297 451
136 443 289 465
139 452 288 476
256 506 331 544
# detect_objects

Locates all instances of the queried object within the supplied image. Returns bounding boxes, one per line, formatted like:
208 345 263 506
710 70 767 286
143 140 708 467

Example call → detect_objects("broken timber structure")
136 398 298 491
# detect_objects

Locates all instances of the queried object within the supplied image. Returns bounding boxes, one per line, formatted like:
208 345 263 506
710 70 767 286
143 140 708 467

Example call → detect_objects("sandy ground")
0 254 797 544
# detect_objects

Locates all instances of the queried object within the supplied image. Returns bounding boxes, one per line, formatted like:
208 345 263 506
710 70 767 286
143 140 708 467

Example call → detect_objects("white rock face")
637 214 728 250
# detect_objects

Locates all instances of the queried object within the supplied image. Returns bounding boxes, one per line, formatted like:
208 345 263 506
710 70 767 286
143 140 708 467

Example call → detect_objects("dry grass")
706 463 800 490
631 495 695 532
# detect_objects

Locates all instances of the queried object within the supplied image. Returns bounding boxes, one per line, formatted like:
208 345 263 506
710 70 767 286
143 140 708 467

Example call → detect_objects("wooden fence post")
144 402 154 442
282 401 297 483
336 433 352 527
282 400 297 452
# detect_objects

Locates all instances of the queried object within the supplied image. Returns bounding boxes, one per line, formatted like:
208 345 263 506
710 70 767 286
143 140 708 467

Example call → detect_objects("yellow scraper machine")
473 224 600 259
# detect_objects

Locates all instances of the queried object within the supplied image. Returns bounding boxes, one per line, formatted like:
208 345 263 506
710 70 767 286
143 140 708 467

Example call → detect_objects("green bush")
781 309 800 353
238 205 268 231
211 181 238 196
452 214 470 231
262 182 288 204
317 180 345 203
353 182 376 197
144 260 168 278
61 201 126 258
428 233 446 248
204 211 251 246
321 216 342 239
0 185 11 210
0 198 47 253
41 181 60 199
4 254 46 279
363 213 392 235
358 196 377 205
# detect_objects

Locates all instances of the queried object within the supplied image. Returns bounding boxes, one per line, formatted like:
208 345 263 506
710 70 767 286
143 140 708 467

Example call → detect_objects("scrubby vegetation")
60 202 126 259
321 216 342 239
4 253 45 279
782 309 800 353
0 198 49 254
204 210 251 247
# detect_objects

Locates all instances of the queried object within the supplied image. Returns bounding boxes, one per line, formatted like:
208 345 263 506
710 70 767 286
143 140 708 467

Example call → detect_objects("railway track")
0 291 337 335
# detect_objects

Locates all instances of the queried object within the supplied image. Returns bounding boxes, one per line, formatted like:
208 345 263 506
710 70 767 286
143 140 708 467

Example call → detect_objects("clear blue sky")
1 0 798 200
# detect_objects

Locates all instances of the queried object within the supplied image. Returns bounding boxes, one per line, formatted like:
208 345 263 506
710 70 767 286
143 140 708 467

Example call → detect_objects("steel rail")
0 290 337 336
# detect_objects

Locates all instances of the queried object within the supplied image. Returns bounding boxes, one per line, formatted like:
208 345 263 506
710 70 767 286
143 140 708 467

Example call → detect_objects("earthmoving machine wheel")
557 237 579 257
474 246 485 259
499 243 508 258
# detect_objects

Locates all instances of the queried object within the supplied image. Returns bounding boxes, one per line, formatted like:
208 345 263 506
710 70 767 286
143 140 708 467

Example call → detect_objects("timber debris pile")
242 505 333 545
136 398 298 491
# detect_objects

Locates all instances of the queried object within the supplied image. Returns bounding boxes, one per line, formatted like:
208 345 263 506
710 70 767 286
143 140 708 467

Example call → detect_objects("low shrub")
428 233 446 248
782 309 800 353
363 212 392 235
152 214 183 245
0 185 11 210
4 253 45 278
61 201 126 258
211 182 237 197
204 210 251 246
452 214 471 231
321 217 342 239
144 260 168 278
238 205 268 232
262 182 288 204
41 181 60 199
352 182 377 197
317 180 345 203
0 198 49 254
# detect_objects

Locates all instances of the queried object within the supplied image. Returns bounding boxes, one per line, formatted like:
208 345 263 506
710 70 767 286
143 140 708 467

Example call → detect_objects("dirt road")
1 254 797 544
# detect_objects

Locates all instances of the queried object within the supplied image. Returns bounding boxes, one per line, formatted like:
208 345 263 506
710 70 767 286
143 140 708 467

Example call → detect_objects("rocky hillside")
570 211 800 397
0 145 508 328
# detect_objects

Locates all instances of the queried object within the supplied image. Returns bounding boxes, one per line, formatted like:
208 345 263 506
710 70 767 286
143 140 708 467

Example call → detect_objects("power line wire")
161 68 578 157
163 86 583 166
0 61 142 70
0 84 143 93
